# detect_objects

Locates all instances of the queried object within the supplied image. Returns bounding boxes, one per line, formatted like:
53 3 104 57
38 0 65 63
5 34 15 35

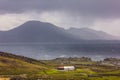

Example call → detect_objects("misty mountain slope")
0 21 81 43
0 21 119 43
67 28 118 40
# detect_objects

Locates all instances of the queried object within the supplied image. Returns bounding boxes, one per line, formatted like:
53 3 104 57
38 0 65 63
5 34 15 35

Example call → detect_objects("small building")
57 66 75 71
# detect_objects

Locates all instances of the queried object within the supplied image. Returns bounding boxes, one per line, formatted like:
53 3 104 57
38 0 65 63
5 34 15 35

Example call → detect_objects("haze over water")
0 43 120 61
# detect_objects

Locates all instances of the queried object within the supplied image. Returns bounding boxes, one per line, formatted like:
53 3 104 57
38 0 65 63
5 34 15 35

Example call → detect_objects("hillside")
0 21 80 43
0 52 46 75
0 52 120 79
0 21 119 43
67 28 119 40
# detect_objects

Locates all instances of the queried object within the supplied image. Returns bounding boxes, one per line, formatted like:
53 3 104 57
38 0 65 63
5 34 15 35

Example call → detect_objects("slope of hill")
0 21 80 43
0 52 46 75
67 28 119 40
0 21 119 43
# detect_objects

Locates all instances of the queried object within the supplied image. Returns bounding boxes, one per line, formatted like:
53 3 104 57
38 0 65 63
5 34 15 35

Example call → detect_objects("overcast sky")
0 0 120 36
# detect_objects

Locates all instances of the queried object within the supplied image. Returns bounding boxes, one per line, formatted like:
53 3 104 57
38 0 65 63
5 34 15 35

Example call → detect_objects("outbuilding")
57 66 75 71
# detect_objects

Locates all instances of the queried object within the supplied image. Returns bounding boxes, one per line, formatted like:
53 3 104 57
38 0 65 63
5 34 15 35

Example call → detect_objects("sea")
0 43 120 61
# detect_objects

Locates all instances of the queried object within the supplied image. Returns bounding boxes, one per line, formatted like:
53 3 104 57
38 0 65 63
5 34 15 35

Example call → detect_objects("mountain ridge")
67 27 119 40
0 21 81 43
0 20 119 43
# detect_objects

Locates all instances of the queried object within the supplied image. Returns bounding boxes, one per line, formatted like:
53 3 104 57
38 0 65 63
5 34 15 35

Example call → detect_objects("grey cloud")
0 0 120 18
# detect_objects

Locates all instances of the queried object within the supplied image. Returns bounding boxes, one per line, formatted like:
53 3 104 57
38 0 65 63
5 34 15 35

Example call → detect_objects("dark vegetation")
0 51 45 64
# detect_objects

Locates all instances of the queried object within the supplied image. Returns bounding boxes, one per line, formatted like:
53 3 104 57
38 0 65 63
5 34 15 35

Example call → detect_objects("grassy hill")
0 52 46 75
0 52 120 80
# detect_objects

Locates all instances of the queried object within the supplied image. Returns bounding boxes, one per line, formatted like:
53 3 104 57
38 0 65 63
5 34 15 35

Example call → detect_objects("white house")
57 66 75 71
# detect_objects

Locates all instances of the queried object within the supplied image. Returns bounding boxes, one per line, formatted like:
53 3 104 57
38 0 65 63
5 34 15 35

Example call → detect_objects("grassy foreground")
0 52 120 80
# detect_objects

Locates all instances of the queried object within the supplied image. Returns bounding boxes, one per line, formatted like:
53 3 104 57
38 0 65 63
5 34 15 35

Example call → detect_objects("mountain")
0 51 46 75
0 21 119 43
0 21 80 43
67 28 119 40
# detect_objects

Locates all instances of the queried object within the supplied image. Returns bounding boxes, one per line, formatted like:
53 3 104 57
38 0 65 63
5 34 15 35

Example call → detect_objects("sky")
0 0 120 36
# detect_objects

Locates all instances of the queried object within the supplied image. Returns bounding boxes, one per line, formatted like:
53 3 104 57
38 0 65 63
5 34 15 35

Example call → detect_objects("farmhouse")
57 66 75 71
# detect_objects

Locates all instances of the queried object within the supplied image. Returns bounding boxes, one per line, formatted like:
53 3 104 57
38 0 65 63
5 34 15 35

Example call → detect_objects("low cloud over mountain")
0 21 119 43
67 28 119 40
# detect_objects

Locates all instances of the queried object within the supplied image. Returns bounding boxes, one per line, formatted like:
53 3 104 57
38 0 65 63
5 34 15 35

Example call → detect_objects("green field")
0 52 120 80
